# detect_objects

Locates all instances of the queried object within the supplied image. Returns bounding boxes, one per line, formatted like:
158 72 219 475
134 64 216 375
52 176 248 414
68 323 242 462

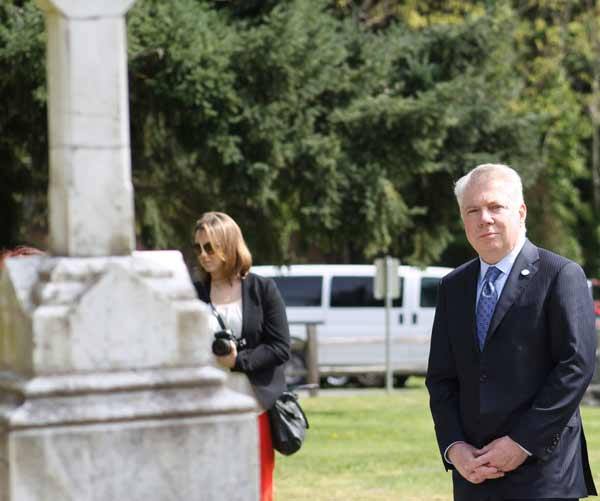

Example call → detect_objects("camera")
212 329 238 356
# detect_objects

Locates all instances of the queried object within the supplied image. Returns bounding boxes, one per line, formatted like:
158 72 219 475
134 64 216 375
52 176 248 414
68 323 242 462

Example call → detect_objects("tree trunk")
587 1 600 214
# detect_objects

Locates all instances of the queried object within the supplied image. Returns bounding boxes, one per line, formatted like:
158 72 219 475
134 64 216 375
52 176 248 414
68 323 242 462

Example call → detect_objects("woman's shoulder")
244 271 274 288
244 272 279 297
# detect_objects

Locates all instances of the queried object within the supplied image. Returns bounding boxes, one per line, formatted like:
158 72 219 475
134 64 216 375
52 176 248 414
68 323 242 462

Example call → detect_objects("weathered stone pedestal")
0 254 259 501
1 0 260 497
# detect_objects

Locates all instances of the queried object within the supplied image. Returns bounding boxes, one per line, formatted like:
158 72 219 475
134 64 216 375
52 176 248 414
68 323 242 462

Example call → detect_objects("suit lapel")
484 240 539 349
462 259 481 356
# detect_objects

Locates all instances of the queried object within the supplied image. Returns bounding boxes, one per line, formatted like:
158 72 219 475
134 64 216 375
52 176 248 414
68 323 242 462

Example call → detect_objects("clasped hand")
448 436 528 484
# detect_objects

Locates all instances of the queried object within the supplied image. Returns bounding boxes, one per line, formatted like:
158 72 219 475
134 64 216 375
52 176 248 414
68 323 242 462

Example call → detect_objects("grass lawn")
275 377 600 501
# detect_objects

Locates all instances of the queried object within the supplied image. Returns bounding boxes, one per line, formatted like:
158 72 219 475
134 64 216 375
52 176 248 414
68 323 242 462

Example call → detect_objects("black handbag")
268 391 310 456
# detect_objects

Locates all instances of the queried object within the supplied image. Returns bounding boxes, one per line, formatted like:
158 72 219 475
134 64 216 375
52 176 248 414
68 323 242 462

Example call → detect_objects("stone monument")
0 1 259 499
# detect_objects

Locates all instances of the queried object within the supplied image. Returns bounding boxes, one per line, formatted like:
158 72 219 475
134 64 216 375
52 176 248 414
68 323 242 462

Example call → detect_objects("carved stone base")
0 252 212 375
0 367 257 501
4 415 257 501
0 253 259 500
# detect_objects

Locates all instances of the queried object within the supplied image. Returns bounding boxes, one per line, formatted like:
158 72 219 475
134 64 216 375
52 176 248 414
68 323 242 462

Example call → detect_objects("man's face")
460 176 526 264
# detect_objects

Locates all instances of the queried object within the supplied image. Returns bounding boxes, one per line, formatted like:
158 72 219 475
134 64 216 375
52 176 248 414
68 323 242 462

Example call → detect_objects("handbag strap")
198 279 230 332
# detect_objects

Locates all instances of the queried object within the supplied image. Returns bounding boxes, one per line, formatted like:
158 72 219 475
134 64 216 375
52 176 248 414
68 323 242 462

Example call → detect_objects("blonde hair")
194 212 252 281
454 163 524 208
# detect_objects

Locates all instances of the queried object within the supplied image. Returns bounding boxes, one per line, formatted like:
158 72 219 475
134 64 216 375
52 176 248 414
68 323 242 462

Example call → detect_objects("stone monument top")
37 0 137 18
40 0 136 257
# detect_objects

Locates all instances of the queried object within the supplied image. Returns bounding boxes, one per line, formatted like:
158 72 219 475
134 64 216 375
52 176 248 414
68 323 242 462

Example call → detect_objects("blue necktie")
476 266 502 350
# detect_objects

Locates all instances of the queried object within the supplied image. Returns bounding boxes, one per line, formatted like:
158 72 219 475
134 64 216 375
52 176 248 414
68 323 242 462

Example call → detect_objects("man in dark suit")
426 163 597 501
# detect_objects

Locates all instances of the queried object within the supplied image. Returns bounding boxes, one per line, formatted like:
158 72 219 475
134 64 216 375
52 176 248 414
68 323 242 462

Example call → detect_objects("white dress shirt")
476 235 526 309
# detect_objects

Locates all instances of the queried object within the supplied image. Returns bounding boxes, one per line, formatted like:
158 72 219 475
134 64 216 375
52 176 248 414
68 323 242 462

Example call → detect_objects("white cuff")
514 441 532 456
444 441 466 464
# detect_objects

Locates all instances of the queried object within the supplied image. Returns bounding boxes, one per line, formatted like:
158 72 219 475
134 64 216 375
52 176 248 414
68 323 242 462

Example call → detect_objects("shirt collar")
479 233 526 281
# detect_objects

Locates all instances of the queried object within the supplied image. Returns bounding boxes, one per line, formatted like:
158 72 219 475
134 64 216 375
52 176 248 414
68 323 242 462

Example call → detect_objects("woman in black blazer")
192 212 290 501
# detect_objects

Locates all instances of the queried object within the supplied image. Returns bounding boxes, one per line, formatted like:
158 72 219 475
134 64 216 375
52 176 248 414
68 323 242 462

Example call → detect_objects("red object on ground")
592 279 600 316
258 411 275 501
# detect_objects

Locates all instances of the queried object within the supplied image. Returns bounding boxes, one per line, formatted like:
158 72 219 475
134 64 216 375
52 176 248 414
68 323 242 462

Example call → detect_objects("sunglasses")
193 241 215 256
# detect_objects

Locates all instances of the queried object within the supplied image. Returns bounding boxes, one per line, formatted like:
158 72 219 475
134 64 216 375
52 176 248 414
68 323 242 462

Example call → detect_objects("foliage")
510 0 595 267
0 2 46 247
126 0 541 265
331 0 600 271
2 0 600 271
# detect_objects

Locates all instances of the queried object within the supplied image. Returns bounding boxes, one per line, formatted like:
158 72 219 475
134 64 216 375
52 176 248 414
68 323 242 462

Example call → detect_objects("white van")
252 264 452 386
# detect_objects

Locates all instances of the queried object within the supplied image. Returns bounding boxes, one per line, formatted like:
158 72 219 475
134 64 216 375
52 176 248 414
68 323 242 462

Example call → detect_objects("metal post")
306 323 319 397
385 256 393 393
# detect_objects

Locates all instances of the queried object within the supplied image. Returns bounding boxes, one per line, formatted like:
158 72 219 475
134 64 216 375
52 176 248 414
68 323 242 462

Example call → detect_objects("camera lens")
212 338 232 356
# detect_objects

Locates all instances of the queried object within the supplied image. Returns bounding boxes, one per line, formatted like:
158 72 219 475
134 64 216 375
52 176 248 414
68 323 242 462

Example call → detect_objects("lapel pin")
521 269 530 276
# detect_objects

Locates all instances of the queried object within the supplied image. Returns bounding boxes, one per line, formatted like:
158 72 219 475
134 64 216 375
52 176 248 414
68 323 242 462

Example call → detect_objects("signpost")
374 256 400 393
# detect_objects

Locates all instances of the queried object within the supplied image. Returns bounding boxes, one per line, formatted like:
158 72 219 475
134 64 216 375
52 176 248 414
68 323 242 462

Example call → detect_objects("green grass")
275 377 600 501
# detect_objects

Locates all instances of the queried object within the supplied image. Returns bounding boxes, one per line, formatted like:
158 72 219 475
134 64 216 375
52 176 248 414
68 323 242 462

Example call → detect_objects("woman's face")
194 230 226 278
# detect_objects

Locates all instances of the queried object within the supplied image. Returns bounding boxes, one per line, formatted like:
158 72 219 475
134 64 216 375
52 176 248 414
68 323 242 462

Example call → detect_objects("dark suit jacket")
194 272 291 410
426 240 597 500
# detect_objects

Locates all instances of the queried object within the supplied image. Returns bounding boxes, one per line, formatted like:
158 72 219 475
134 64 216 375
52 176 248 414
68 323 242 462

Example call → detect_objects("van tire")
356 373 384 387
324 375 351 387
394 375 409 388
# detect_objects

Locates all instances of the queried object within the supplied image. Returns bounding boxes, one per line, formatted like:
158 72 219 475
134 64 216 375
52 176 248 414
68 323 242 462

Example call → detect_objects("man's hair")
194 212 252 281
454 163 524 208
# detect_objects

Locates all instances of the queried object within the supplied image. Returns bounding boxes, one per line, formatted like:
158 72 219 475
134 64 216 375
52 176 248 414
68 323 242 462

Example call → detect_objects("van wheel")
356 373 384 387
284 352 306 387
394 375 409 388
324 375 350 387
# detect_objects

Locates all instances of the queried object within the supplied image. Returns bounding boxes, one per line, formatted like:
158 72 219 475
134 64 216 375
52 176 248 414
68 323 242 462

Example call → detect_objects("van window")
420 277 441 307
330 276 403 307
272 276 322 306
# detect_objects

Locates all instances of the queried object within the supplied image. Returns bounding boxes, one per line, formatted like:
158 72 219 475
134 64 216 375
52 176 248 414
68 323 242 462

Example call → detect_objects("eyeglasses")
193 241 215 256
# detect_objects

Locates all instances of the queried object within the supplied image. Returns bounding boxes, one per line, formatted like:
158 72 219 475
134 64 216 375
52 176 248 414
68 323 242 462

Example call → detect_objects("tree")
332 0 600 272
509 0 600 272
0 0 551 268
127 0 543 265
0 2 46 248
